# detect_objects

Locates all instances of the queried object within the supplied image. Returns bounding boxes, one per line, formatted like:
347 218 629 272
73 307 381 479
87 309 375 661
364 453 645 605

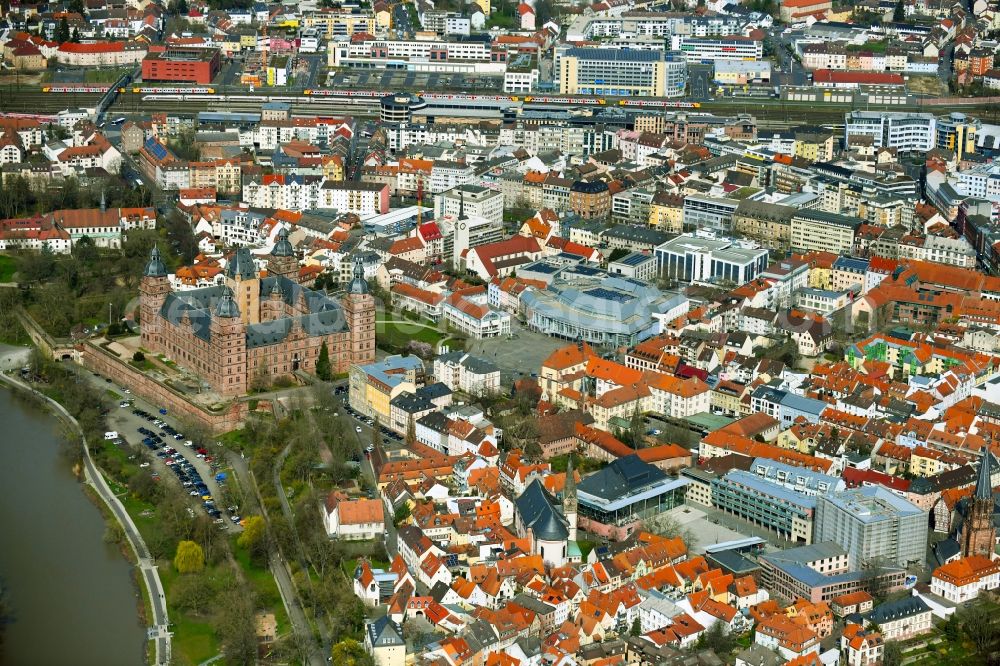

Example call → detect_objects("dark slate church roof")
515 478 568 542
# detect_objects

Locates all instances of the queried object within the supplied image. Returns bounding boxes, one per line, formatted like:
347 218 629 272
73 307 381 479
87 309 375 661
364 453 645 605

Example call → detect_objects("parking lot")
97 375 243 532
327 69 505 93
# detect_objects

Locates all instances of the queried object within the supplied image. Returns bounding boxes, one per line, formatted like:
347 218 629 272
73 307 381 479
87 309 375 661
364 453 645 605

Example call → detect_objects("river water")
0 386 146 665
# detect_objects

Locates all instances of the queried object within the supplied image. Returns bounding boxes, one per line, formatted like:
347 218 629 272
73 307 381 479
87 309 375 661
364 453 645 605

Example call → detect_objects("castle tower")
225 247 261 326
139 245 171 351
563 455 578 542
342 255 376 366
267 228 298 281
209 287 248 396
962 451 997 559
262 282 284 322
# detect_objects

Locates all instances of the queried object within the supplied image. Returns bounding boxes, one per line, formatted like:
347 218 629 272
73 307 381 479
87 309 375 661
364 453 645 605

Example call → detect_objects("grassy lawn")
158 565 220 666
231 537 291 635
341 556 390 579
84 68 131 83
376 319 444 350
0 255 16 282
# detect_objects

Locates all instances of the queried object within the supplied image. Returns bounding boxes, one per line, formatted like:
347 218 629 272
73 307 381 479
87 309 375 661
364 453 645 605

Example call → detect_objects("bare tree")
642 513 695 550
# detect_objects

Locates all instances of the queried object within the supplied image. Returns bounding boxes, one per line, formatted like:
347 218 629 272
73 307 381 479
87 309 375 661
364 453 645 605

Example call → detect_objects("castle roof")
144 245 167 278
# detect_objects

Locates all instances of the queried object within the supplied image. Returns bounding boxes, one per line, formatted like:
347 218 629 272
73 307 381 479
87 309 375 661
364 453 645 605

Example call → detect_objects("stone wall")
81 341 248 434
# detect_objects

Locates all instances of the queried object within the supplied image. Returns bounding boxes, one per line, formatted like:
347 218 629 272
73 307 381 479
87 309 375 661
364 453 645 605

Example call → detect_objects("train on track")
129 86 216 94
41 84 112 93
303 89 702 109
41 84 702 109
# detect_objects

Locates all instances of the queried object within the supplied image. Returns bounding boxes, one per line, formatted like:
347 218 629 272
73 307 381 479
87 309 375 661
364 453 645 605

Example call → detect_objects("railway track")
5 86 1000 126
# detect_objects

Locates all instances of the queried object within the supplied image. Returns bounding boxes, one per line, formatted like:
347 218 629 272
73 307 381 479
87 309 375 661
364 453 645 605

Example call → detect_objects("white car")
139 462 150 468
355 426 362 433
104 431 119 440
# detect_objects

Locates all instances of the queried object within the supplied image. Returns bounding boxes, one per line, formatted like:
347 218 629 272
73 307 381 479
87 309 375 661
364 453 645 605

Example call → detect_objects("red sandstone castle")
139 230 375 396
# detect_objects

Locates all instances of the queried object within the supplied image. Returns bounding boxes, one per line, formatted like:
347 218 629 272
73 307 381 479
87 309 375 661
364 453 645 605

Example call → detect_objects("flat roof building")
558 47 687 98
760 542 906 603
789 209 862 255
814 487 928 568
655 234 769 285
142 48 221 84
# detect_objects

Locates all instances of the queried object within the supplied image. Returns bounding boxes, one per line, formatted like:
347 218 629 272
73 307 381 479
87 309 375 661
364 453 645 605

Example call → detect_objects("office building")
789 210 862 255
682 195 740 233
711 469 821 544
672 36 763 63
655 234 769 285
713 60 772 85
142 48 221 84
814 487 928 567
434 185 504 226
558 47 686 97
760 543 905 603
608 252 658 282
935 112 979 161
844 111 936 153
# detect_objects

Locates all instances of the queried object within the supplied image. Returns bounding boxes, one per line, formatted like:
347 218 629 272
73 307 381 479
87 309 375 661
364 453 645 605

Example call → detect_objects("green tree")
959 600 1000 656
628 403 644 449
237 515 268 561
893 0 905 21
71 234 99 265
405 413 416 447
330 639 373 666
630 617 642 636
700 620 736 654
162 209 198 265
56 17 70 43
393 502 411 528
169 571 214 613
173 539 205 573
316 341 332 380
882 641 903 666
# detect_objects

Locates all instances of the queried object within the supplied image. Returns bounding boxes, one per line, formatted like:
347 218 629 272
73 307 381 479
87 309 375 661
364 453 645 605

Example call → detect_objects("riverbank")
0 371 170 665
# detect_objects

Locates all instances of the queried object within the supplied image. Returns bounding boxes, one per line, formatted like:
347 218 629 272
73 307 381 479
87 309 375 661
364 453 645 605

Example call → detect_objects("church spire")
975 450 994 501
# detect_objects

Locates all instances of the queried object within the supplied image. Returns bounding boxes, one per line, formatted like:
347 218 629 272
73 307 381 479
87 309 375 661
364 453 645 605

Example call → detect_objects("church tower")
140 245 171 351
209 287 247 396
962 451 997 559
266 228 298 281
563 456 578 542
343 255 376 365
